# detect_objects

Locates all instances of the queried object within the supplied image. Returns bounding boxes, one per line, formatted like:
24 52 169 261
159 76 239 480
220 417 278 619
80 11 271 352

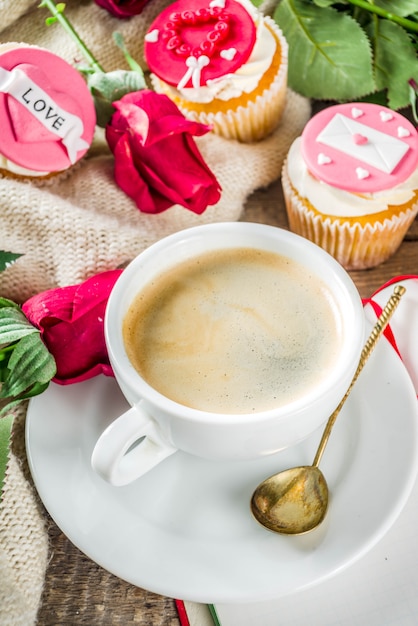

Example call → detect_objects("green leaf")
367 18 418 109
0 308 38 345
15 380 50 400
355 89 389 106
0 297 20 310
0 333 56 398
312 0 338 7
45 15 58 25
0 251 22 272
409 83 418 123
88 69 146 102
373 0 418 17
0 400 21 418
0 413 14 502
275 0 375 100
0 344 14 369
0 381 51 412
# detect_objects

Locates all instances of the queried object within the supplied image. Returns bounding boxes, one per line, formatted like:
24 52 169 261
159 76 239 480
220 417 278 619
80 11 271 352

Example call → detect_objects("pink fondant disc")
302 103 418 193
0 47 96 172
144 0 257 88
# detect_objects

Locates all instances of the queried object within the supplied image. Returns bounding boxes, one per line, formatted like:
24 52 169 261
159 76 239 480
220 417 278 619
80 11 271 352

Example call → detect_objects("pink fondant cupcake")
144 0 287 143
0 44 96 179
282 103 418 269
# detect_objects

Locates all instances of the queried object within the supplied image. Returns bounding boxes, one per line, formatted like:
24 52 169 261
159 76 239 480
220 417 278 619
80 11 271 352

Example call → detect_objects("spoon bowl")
252 466 328 534
251 285 406 535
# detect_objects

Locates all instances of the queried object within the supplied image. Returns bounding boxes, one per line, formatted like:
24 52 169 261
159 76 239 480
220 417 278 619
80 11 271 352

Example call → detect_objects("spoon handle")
312 284 406 468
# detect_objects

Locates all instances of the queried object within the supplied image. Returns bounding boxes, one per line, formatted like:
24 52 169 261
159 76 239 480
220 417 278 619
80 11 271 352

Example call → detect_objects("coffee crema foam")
123 248 343 414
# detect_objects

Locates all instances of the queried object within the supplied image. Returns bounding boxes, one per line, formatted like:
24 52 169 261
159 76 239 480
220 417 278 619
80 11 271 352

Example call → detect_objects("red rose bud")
106 89 221 214
22 270 122 385
94 0 151 18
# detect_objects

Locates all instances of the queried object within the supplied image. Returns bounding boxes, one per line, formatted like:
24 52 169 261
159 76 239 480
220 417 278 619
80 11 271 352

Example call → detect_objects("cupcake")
144 0 287 143
0 44 96 179
282 102 418 270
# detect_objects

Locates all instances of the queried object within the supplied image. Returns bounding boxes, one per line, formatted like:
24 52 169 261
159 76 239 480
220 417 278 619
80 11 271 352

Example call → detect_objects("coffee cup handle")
91 404 177 486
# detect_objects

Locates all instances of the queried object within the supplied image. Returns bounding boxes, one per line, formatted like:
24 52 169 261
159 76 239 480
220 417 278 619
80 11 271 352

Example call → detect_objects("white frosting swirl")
0 154 49 176
287 138 418 217
171 16 277 103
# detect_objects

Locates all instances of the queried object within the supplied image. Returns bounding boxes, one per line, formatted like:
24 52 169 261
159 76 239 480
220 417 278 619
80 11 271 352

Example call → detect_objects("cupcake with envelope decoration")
282 102 418 269
144 0 288 142
0 43 96 179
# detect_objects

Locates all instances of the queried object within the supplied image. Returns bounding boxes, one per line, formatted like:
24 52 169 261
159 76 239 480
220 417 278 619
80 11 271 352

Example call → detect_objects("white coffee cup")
91 223 364 485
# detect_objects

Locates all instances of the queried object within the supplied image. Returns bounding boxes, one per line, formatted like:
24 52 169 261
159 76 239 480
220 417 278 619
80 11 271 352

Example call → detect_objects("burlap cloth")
0 1 310 623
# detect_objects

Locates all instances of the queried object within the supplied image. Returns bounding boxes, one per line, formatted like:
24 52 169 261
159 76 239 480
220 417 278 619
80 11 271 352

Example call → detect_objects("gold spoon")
250 285 406 535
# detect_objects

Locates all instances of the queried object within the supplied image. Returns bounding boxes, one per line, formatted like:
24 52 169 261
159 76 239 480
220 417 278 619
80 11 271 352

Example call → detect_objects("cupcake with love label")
144 0 287 143
0 44 96 179
282 103 418 269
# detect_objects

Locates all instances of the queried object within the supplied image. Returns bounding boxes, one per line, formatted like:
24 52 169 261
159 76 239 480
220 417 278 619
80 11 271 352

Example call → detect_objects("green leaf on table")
0 307 39 345
367 18 418 110
0 413 13 502
0 333 56 399
0 251 22 272
274 0 375 101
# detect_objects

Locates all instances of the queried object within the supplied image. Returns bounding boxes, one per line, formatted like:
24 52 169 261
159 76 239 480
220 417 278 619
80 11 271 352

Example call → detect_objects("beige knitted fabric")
0 1 311 624
0 407 48 626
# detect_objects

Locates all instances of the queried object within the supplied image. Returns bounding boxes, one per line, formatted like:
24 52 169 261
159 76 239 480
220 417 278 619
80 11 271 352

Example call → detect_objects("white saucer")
26 335 418 604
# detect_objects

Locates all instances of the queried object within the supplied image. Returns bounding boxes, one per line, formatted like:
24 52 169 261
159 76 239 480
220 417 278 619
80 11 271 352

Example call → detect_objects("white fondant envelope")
316 113 410 174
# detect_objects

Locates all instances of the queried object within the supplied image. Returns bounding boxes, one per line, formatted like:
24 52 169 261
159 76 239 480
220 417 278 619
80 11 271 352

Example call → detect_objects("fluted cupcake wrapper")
282 164 418 271
175 80 288 142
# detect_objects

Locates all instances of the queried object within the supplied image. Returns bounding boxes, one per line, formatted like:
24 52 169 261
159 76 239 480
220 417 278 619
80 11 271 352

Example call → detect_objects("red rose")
106 89 222 214
22 270 122 385
94 0 151 18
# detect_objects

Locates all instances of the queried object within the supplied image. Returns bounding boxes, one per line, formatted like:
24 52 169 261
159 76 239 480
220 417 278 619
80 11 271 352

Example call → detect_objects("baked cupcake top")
0 45 96 175
301 103 418 193
144 0 278 103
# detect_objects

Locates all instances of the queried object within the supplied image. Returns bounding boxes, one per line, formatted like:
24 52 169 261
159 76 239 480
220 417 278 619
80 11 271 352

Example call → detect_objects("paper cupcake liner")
151 16 288 143
183 81 288 142
282 164 418 270
0 157 84 186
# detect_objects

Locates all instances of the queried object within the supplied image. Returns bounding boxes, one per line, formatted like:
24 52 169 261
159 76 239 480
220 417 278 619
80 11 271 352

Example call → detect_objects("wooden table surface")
36 177 418 625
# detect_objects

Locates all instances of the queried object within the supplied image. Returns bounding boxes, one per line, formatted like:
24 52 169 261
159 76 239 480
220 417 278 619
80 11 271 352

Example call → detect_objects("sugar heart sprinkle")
351 107 363 118
356 167 370 179
220 48 237 61
145 29 159 43
380 111 393 122
317 153 332 165
398 126 411 138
